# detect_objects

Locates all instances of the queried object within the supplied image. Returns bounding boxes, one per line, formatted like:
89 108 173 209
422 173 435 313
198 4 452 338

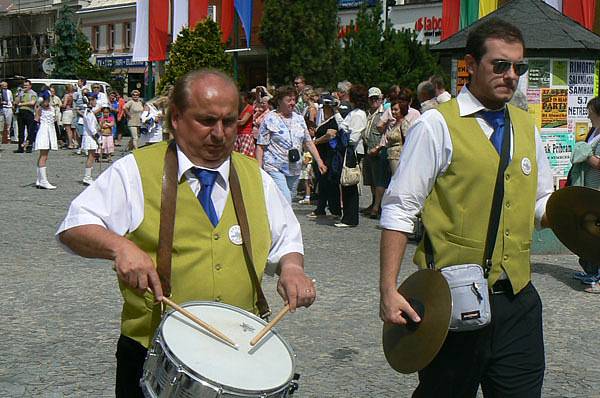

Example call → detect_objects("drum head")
160 301 295 393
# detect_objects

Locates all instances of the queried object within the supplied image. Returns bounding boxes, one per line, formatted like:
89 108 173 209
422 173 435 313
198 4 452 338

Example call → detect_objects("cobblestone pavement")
0 142 599 397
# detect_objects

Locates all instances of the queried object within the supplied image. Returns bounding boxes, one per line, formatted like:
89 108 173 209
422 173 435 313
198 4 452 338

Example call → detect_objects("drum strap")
158 140 270 318
157 140 178 297
229 164 272 320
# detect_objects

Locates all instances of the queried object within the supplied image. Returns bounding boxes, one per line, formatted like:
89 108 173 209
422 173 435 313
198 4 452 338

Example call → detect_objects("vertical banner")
148 0 170 61
441 0 461 40
460 0 479 29
132 0 150 62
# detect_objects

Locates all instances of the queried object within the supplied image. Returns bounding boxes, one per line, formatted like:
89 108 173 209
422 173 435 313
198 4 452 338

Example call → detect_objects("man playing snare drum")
57 70 316 397
379 19 553 397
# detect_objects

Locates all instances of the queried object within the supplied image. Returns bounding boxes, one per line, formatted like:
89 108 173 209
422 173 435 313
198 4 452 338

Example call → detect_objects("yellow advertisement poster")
455 59 469 95
575 121 591 141
541 88 568 129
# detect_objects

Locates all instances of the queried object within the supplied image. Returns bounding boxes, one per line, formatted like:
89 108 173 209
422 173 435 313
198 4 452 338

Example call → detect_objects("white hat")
368 87 382 98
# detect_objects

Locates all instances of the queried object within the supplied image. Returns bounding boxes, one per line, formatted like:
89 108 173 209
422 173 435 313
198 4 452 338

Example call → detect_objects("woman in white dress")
81 96 100 185
33 93 58 189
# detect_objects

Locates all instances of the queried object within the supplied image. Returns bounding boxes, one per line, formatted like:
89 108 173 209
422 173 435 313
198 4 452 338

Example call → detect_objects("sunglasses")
492 60 529 76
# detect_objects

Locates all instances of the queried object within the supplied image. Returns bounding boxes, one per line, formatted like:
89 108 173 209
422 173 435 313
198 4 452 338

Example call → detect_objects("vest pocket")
445 232 484 249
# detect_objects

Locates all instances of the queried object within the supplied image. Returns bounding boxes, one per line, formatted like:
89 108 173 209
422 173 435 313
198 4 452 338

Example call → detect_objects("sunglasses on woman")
492 60 529 76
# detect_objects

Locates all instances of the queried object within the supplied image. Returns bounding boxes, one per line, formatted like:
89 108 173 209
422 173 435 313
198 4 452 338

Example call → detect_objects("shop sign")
96 56 146 69
414 16 442 33
337 0 377 8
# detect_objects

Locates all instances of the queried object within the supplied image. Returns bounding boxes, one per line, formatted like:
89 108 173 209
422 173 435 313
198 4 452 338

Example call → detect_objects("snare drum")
141 301 298 398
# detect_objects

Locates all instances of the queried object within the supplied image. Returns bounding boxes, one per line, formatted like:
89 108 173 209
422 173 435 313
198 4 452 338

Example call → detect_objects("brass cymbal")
547 186 600 261
382 269 451 374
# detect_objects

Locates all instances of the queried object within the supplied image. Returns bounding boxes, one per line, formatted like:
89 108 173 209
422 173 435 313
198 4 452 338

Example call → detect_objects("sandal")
584 283 600 294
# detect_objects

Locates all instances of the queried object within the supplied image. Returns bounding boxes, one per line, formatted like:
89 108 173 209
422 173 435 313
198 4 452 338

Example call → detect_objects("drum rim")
155 300 297 395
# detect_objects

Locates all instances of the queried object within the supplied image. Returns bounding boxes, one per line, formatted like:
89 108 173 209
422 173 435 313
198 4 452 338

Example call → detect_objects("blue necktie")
479 109 506 154
192 168 219 227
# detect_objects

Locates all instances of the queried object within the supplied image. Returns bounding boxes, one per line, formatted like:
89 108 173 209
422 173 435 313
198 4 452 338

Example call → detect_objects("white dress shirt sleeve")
379 110 451 233
533 127 554 228
56 154 143 238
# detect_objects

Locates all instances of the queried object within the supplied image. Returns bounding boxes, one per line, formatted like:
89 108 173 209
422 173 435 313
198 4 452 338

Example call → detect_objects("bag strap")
229 162 271 319
424 108 512 278
156 140 178 297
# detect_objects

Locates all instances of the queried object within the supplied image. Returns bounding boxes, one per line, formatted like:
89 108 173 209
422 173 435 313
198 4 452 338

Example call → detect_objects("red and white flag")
133 0 170 62
173 0 209 40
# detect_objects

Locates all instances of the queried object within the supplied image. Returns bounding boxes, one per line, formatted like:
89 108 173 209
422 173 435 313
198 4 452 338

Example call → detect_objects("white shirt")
436 91 452 103
57 146 304 267
340 108 367 154
380 86 554 233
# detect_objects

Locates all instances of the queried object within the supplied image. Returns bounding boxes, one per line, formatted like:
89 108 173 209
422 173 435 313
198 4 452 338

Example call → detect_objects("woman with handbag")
255 86 327 204
334 85 368 228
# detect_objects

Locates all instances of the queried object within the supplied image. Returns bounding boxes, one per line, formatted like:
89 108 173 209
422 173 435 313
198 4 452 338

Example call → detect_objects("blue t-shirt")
257 111 311 176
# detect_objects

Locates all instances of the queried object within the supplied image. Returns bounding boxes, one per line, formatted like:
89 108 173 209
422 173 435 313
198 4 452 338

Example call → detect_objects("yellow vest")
414 100 538 294
121 142 271 347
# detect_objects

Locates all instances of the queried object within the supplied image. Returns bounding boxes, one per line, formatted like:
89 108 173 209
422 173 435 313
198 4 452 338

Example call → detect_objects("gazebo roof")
432 0 600 53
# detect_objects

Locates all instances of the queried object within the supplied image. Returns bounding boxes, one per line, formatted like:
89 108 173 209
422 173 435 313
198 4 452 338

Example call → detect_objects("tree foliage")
157 19 232 94
339 3 446 93
50 5 117 88
339 3 443 90
260 0 339 87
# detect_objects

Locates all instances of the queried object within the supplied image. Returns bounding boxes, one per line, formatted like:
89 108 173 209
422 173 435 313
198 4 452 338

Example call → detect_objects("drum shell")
141 301 297 398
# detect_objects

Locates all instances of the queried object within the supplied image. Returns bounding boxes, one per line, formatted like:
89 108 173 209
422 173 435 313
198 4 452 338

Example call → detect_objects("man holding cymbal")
57 70 316 397
379 19 553 397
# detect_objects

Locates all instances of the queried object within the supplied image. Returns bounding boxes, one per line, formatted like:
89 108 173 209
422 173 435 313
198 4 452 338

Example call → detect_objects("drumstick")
147 289 238 348
250 304 290 346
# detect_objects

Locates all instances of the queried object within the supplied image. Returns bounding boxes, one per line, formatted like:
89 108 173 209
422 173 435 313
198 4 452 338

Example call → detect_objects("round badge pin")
521 157 532 176
228 225 243 245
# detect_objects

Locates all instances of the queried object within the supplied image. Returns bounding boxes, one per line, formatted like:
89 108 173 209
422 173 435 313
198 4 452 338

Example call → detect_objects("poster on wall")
541 88 568 129
567 60 596 138
540 131 575 178
528 59 551 88
551 60 568 87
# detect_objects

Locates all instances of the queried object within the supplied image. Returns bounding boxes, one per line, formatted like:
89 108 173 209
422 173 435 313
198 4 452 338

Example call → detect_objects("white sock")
84 167 92 178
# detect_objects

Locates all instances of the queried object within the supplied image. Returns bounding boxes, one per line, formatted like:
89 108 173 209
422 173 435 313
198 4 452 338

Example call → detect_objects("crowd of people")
232 74 451 228
0 78 168 188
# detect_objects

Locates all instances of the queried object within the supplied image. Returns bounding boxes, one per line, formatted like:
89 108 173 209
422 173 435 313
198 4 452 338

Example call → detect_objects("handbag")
424 109 511 332
340 148 361 186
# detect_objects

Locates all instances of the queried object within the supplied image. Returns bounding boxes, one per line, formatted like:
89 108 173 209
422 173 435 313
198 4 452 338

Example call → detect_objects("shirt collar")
177 144 230 189
457 85 506 117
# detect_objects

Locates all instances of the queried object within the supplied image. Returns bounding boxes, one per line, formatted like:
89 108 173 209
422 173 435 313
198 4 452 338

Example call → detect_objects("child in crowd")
81 97 100 185
33 91 58 189
299 151 313 204
98 106 115 162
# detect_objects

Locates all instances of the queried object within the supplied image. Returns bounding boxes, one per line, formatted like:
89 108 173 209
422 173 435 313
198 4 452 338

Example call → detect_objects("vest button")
505 202 511 208
215 296 222 302
505 174 510 181
213 233 220 240
505 230 510 237
503 255 509 261
215 263 222 271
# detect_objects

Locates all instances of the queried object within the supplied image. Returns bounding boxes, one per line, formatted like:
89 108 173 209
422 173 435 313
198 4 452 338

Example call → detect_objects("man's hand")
317 161 327 175
276 255 316 312
113 240 164 299
380 288 421 326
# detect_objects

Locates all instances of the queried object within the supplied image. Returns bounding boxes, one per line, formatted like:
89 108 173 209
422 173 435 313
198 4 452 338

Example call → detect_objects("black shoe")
25 146 32 153
13 148 24 153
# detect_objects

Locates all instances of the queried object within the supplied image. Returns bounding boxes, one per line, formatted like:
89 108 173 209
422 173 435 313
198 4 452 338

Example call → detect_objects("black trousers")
340 185 359 225
115 334 148 398
315 175 341 216
413 282 545 398
17 110 37 148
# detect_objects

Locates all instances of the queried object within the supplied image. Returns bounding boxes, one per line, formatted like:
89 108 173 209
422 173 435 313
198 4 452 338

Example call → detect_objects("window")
107 24 115 51
123 22 132 50
92 26 100 51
